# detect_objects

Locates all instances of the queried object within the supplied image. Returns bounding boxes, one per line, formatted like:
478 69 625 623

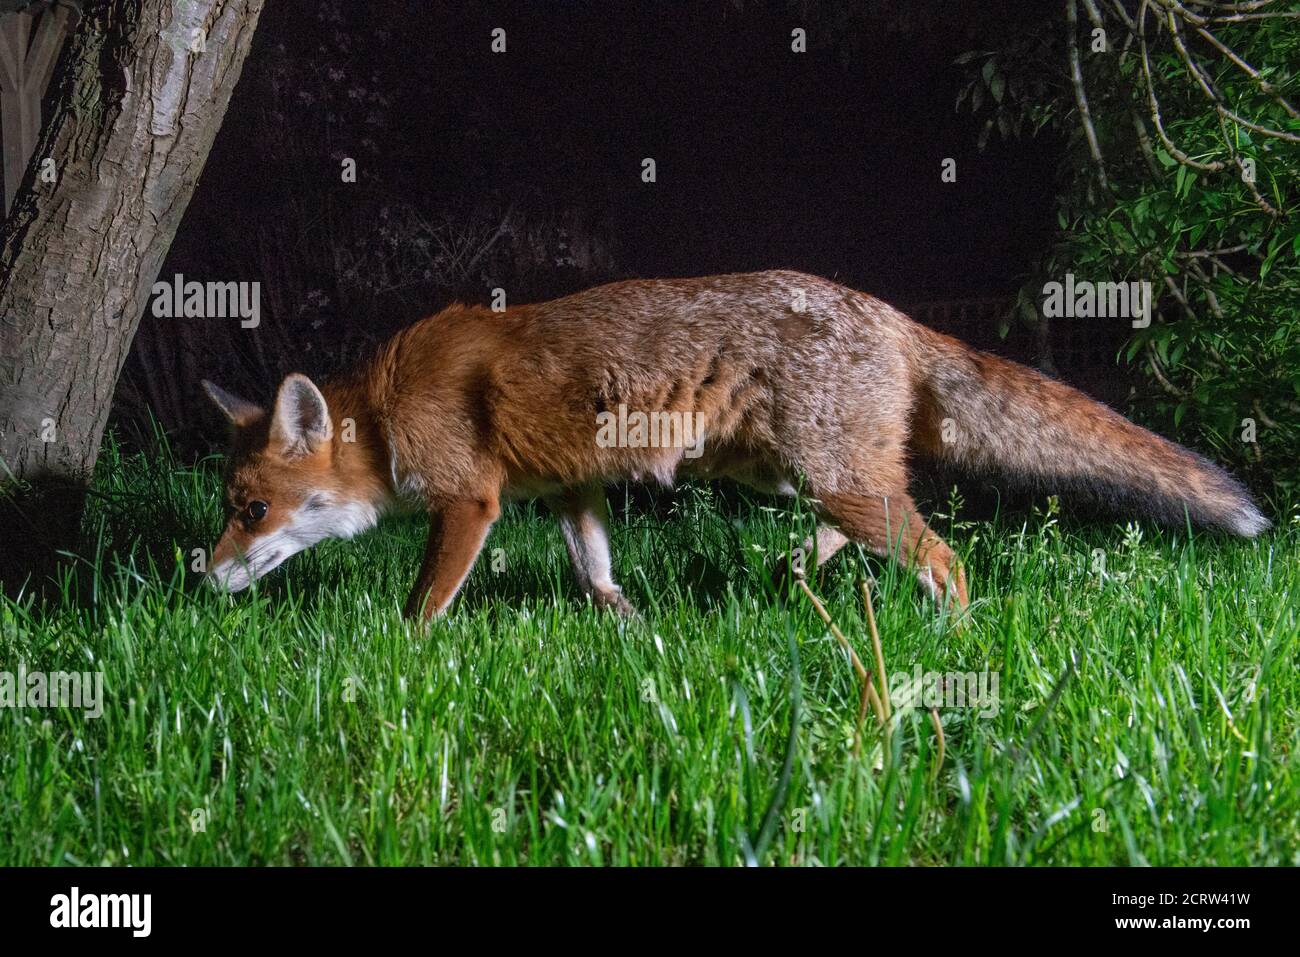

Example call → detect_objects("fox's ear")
270 373 332 457
202 379 264 428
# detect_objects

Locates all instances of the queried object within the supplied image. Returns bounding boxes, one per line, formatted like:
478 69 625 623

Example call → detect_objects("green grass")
1 440 1297 865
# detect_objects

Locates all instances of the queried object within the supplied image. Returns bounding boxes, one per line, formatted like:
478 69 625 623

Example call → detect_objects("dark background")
117 0 1086 451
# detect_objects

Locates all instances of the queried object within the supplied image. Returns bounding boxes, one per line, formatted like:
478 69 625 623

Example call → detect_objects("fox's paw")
767 552 806 601
593 587 639 619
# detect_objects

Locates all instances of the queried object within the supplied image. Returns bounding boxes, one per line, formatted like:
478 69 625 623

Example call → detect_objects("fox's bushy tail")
906 325 1269 537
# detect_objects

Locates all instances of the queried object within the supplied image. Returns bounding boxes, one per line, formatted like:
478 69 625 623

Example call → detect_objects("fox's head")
203 373 383 592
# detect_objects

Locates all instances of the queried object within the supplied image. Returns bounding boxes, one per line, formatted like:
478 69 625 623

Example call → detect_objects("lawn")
1 441 1296 866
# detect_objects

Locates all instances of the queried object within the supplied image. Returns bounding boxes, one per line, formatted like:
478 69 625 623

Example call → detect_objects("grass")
1 439 1297 866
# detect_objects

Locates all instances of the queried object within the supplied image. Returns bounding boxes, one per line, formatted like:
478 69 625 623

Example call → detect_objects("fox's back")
446 270 915 417
374 271 918 491
508 269 905 359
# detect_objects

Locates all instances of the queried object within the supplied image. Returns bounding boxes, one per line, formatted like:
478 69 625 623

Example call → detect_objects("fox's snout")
206 516 310 592
206 552 260 592
206 535 265 593
207 565 250 592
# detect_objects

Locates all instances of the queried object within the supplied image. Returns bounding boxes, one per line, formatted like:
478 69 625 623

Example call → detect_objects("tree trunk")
0 0 264 583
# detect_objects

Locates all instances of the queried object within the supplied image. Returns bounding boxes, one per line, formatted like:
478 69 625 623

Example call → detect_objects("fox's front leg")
545 486 638 617
404 497 500 619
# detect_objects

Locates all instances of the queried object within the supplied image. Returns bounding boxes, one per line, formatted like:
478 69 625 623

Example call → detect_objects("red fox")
202 270 1268 618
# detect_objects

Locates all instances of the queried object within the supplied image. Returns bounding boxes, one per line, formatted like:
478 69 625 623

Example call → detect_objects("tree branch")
1067 0 1111 191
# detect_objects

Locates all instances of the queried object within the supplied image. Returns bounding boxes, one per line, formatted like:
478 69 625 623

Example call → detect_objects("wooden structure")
0 0 75 215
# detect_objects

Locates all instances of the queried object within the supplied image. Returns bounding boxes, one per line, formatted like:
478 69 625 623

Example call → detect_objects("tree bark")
0 0 264 582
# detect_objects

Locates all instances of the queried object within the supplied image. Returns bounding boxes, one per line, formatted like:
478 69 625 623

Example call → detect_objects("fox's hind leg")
772 524 849 592
546 486 637 617
813 490 969 611
803 525 850 571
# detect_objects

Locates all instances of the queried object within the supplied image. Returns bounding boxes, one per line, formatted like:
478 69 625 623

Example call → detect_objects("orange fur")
204 270 1267 618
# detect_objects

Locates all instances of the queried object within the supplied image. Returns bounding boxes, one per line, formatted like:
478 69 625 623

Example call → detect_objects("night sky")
176 0 1061 308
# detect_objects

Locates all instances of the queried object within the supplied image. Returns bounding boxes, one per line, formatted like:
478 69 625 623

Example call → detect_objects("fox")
202 270 1269 619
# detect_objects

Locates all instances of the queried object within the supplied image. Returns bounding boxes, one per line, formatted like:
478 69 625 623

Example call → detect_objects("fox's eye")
247 500 268 521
